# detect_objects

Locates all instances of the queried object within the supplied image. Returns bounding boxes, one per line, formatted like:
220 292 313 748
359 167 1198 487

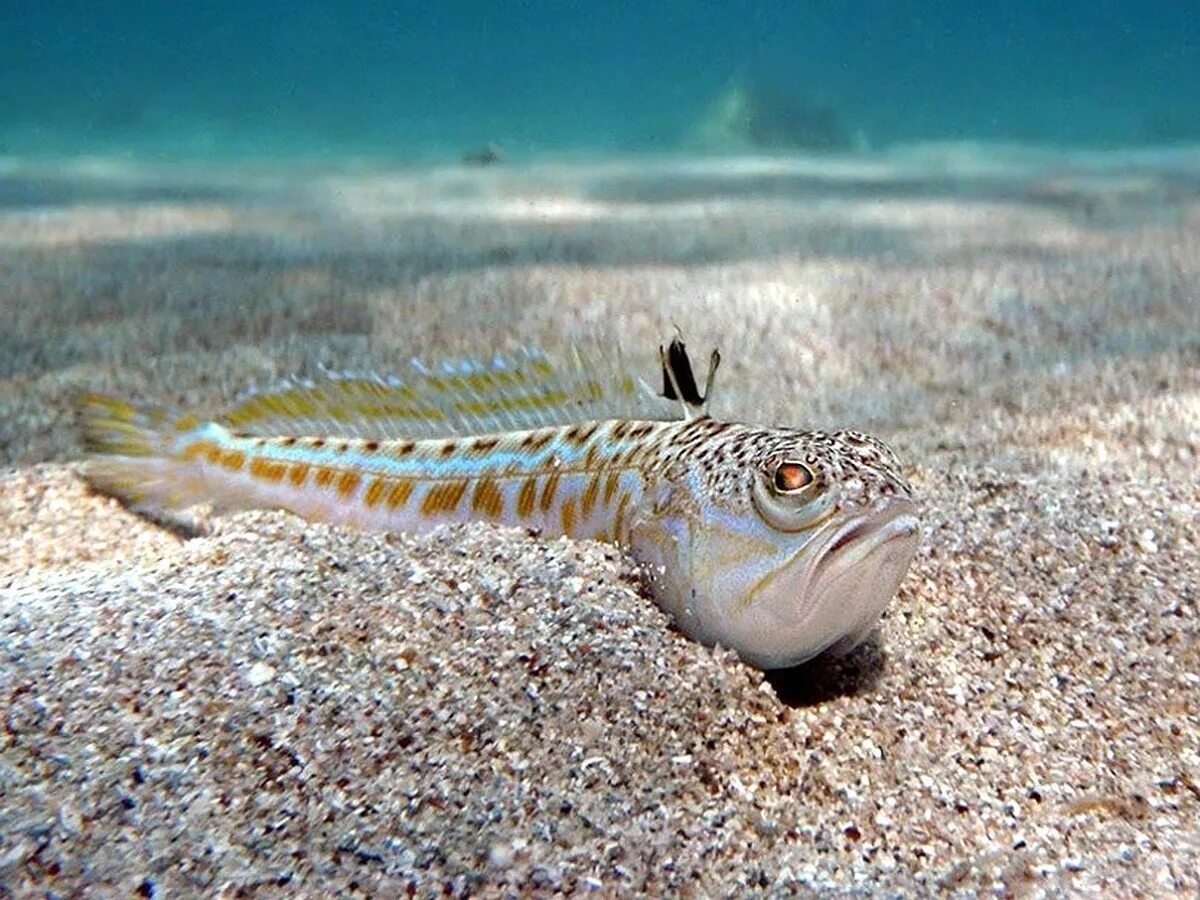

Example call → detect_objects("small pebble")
246 662 276 686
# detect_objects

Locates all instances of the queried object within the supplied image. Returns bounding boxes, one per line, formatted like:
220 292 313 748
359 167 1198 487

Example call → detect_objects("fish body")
81 341 919 669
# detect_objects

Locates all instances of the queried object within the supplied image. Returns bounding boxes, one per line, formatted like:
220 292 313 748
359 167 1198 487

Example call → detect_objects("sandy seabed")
1 148 1198 896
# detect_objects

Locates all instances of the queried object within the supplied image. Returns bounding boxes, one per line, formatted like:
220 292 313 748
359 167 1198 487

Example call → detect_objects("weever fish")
79 336 920 669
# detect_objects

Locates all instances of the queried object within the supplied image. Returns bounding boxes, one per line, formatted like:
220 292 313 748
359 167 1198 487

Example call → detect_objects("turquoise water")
5 2 1199 161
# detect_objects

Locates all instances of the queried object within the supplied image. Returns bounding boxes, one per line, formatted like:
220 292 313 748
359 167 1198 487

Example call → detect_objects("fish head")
633 425 919 670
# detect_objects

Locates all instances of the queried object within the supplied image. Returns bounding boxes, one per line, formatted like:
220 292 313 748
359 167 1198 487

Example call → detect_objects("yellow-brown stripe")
421 479 469 516
250 458 287 483
614 491 632 543
387 479 414 509
581 472 601 518
336 471 361 498
364 477 387 508
516 476 538 519
471 478 504 518
539 469 561 513
603 471 620 505
220 450 246 472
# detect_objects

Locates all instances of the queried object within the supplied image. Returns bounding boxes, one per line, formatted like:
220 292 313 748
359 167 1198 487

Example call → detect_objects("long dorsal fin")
218 343 681 440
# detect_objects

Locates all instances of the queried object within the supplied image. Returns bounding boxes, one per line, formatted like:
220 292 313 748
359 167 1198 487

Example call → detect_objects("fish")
78 336 919 670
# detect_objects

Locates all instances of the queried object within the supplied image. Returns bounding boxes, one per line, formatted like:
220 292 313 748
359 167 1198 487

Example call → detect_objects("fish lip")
808 500 920 587
775 498 919 663
725 498 920 669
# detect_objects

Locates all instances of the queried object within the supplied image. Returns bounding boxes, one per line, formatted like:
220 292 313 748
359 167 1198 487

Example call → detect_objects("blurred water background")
5 1 1199 162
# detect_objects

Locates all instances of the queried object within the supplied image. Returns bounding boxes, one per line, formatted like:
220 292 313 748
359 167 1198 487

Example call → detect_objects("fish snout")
798 498 920 662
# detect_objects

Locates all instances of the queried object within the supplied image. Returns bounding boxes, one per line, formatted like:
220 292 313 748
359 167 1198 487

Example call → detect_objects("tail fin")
79 393 176 458
78 392 206 516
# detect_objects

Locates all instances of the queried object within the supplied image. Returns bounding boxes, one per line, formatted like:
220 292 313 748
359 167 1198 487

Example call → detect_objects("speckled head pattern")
625 418 919 667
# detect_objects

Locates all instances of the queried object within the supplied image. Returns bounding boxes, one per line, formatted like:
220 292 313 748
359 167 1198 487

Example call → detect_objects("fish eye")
753 458 833 532
773 460 814 493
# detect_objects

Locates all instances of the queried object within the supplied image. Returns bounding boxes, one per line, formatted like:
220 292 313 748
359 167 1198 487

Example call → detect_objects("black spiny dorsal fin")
659 334 720 417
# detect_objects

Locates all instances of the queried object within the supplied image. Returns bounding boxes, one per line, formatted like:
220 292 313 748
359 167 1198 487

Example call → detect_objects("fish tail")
79 392 177 458
78 392 216 515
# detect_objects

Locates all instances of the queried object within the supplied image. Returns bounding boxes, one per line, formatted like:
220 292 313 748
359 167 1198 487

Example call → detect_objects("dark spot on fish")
521 431 553 453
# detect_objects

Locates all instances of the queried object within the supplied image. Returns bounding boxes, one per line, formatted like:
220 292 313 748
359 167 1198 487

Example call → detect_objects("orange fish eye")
772 460 814 493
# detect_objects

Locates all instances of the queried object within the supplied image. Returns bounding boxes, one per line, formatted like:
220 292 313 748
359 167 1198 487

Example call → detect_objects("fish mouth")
811 500 921 584
788 499 920 662
715 498 920 670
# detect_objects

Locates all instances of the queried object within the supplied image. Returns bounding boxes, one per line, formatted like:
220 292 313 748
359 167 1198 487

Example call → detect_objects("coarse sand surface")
1 149 1198 895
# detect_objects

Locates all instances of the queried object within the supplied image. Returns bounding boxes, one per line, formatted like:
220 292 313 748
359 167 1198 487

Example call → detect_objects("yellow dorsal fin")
219 345 680 439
